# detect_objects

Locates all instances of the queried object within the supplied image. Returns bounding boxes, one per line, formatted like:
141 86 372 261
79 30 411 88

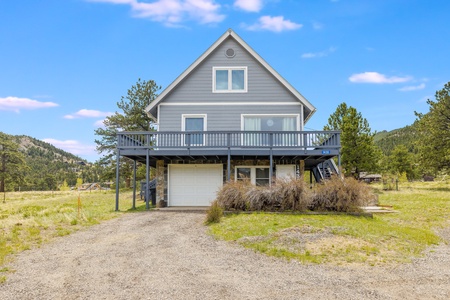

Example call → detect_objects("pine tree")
0 132 28 192
324 103 380 177
94 79 160 186
415 82 450 175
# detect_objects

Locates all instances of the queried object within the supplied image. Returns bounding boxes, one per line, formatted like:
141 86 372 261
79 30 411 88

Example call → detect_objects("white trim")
159 102 301 106
240 114 301 131
300 104 304 131
145 29 316 120
212 66 248 93
181 114 207 146
156 104 161 131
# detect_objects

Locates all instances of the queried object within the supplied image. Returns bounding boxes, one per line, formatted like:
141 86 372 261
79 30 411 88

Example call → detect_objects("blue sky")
1 0 449 162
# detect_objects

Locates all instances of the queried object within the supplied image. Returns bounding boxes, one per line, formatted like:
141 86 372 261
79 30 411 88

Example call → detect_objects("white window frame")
212 67 248 93
240 114 301 146
181 114 207 146
235 166 270 186
240 114 301 131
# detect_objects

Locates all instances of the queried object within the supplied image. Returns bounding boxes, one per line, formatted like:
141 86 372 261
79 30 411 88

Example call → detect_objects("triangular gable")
145 29 316 123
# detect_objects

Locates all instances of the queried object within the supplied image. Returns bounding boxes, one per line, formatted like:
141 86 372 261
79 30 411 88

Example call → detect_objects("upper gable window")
213 67 247 93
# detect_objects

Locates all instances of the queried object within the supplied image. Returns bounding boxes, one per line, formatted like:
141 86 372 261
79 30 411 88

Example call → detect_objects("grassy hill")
5 133 100 191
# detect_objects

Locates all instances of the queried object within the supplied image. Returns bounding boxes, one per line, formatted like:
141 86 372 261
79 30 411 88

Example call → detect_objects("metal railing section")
117 130 340 150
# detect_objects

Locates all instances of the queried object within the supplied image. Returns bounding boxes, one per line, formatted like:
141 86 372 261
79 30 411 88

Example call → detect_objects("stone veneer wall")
155 160 166 207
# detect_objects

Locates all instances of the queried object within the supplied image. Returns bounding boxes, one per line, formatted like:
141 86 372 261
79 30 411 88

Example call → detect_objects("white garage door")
168 164 223 206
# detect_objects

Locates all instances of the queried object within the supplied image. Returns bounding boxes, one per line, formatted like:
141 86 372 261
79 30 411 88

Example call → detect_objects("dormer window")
213 67 247 93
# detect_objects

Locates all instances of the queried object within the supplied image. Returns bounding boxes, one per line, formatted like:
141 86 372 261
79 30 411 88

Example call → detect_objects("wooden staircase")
312 159 339 182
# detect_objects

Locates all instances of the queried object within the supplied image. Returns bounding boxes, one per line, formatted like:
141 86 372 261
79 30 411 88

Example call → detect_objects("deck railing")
117 130 340 150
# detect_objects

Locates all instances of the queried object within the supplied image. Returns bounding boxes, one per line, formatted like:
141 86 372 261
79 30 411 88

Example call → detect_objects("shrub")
216 180 250 211
273 177 310 211
246 186 273 211
205 200 223 224
309 176 373 212
215 178 310 212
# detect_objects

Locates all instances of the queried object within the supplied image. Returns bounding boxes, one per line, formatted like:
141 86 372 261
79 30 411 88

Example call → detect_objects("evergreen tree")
0 132 28 192
388 145 417 180
94 79 160 187
415 82 450 175
324 103 379 177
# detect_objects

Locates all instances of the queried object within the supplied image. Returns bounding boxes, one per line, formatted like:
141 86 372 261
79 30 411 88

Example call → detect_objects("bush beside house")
208 176 374 223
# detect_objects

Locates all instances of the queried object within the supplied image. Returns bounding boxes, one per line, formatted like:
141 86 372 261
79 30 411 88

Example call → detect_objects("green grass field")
209 181 450 265
0 190 137 281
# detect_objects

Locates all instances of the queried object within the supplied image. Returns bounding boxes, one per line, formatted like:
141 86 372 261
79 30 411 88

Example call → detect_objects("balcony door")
182 114 206 146
241 114 299 146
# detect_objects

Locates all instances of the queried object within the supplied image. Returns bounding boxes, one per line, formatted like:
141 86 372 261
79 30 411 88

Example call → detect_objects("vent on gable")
225 48 235 58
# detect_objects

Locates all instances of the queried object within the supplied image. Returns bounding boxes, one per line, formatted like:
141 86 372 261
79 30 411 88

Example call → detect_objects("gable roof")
145 29 316 123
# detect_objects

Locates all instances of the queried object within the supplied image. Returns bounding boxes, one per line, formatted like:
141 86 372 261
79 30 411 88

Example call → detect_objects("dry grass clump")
309 176 372 212
273 177 310 211
214 176 373 213
216 180 250 211
215 178 310 212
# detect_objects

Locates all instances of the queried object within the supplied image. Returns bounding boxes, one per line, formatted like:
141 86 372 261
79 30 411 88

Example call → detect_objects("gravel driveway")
1 211 449 300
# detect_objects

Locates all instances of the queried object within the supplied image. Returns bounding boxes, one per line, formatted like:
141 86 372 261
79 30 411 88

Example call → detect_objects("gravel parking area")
1 212 449 299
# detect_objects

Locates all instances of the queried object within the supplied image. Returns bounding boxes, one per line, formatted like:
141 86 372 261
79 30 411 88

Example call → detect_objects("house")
115 29 341 210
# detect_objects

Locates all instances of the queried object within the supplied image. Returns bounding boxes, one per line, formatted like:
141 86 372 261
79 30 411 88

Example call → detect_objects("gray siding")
157 36 309 131
162 37 301 104
159 104 302 131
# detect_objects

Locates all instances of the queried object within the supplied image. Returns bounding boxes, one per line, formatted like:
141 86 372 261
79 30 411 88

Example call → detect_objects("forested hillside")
374 124 417 156
5 134 102 191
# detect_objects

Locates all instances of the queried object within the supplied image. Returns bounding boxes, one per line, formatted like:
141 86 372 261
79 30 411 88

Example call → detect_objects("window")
182 114 206 146
236 166 270 186
241 114 300 146
213 67 247 92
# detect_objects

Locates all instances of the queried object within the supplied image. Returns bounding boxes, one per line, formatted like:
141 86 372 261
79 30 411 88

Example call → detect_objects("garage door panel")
169 164 223 206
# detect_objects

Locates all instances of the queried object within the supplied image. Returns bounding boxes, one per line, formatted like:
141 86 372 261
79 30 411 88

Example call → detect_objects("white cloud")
245 15 302 32
398 83 426 92
87 0 225 26
349 72 412 84
301 47 336 58
94 119 107 127
234 0 263 12
0 96 58 112
64 109 114 119
42 139 97 156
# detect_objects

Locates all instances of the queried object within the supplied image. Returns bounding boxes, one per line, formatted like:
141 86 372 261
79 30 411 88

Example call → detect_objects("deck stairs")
312 159 339 182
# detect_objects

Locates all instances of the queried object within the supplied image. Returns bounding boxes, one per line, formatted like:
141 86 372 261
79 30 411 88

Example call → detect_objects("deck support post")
269 148 273 187
115 148 120 211
227 148 231 181
145 149 150 210
269 133 273 186
132 159 136 210
299 160 305 179
338 151 341 175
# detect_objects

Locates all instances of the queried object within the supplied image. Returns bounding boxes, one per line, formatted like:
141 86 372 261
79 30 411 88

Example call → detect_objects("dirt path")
1 212 449 299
